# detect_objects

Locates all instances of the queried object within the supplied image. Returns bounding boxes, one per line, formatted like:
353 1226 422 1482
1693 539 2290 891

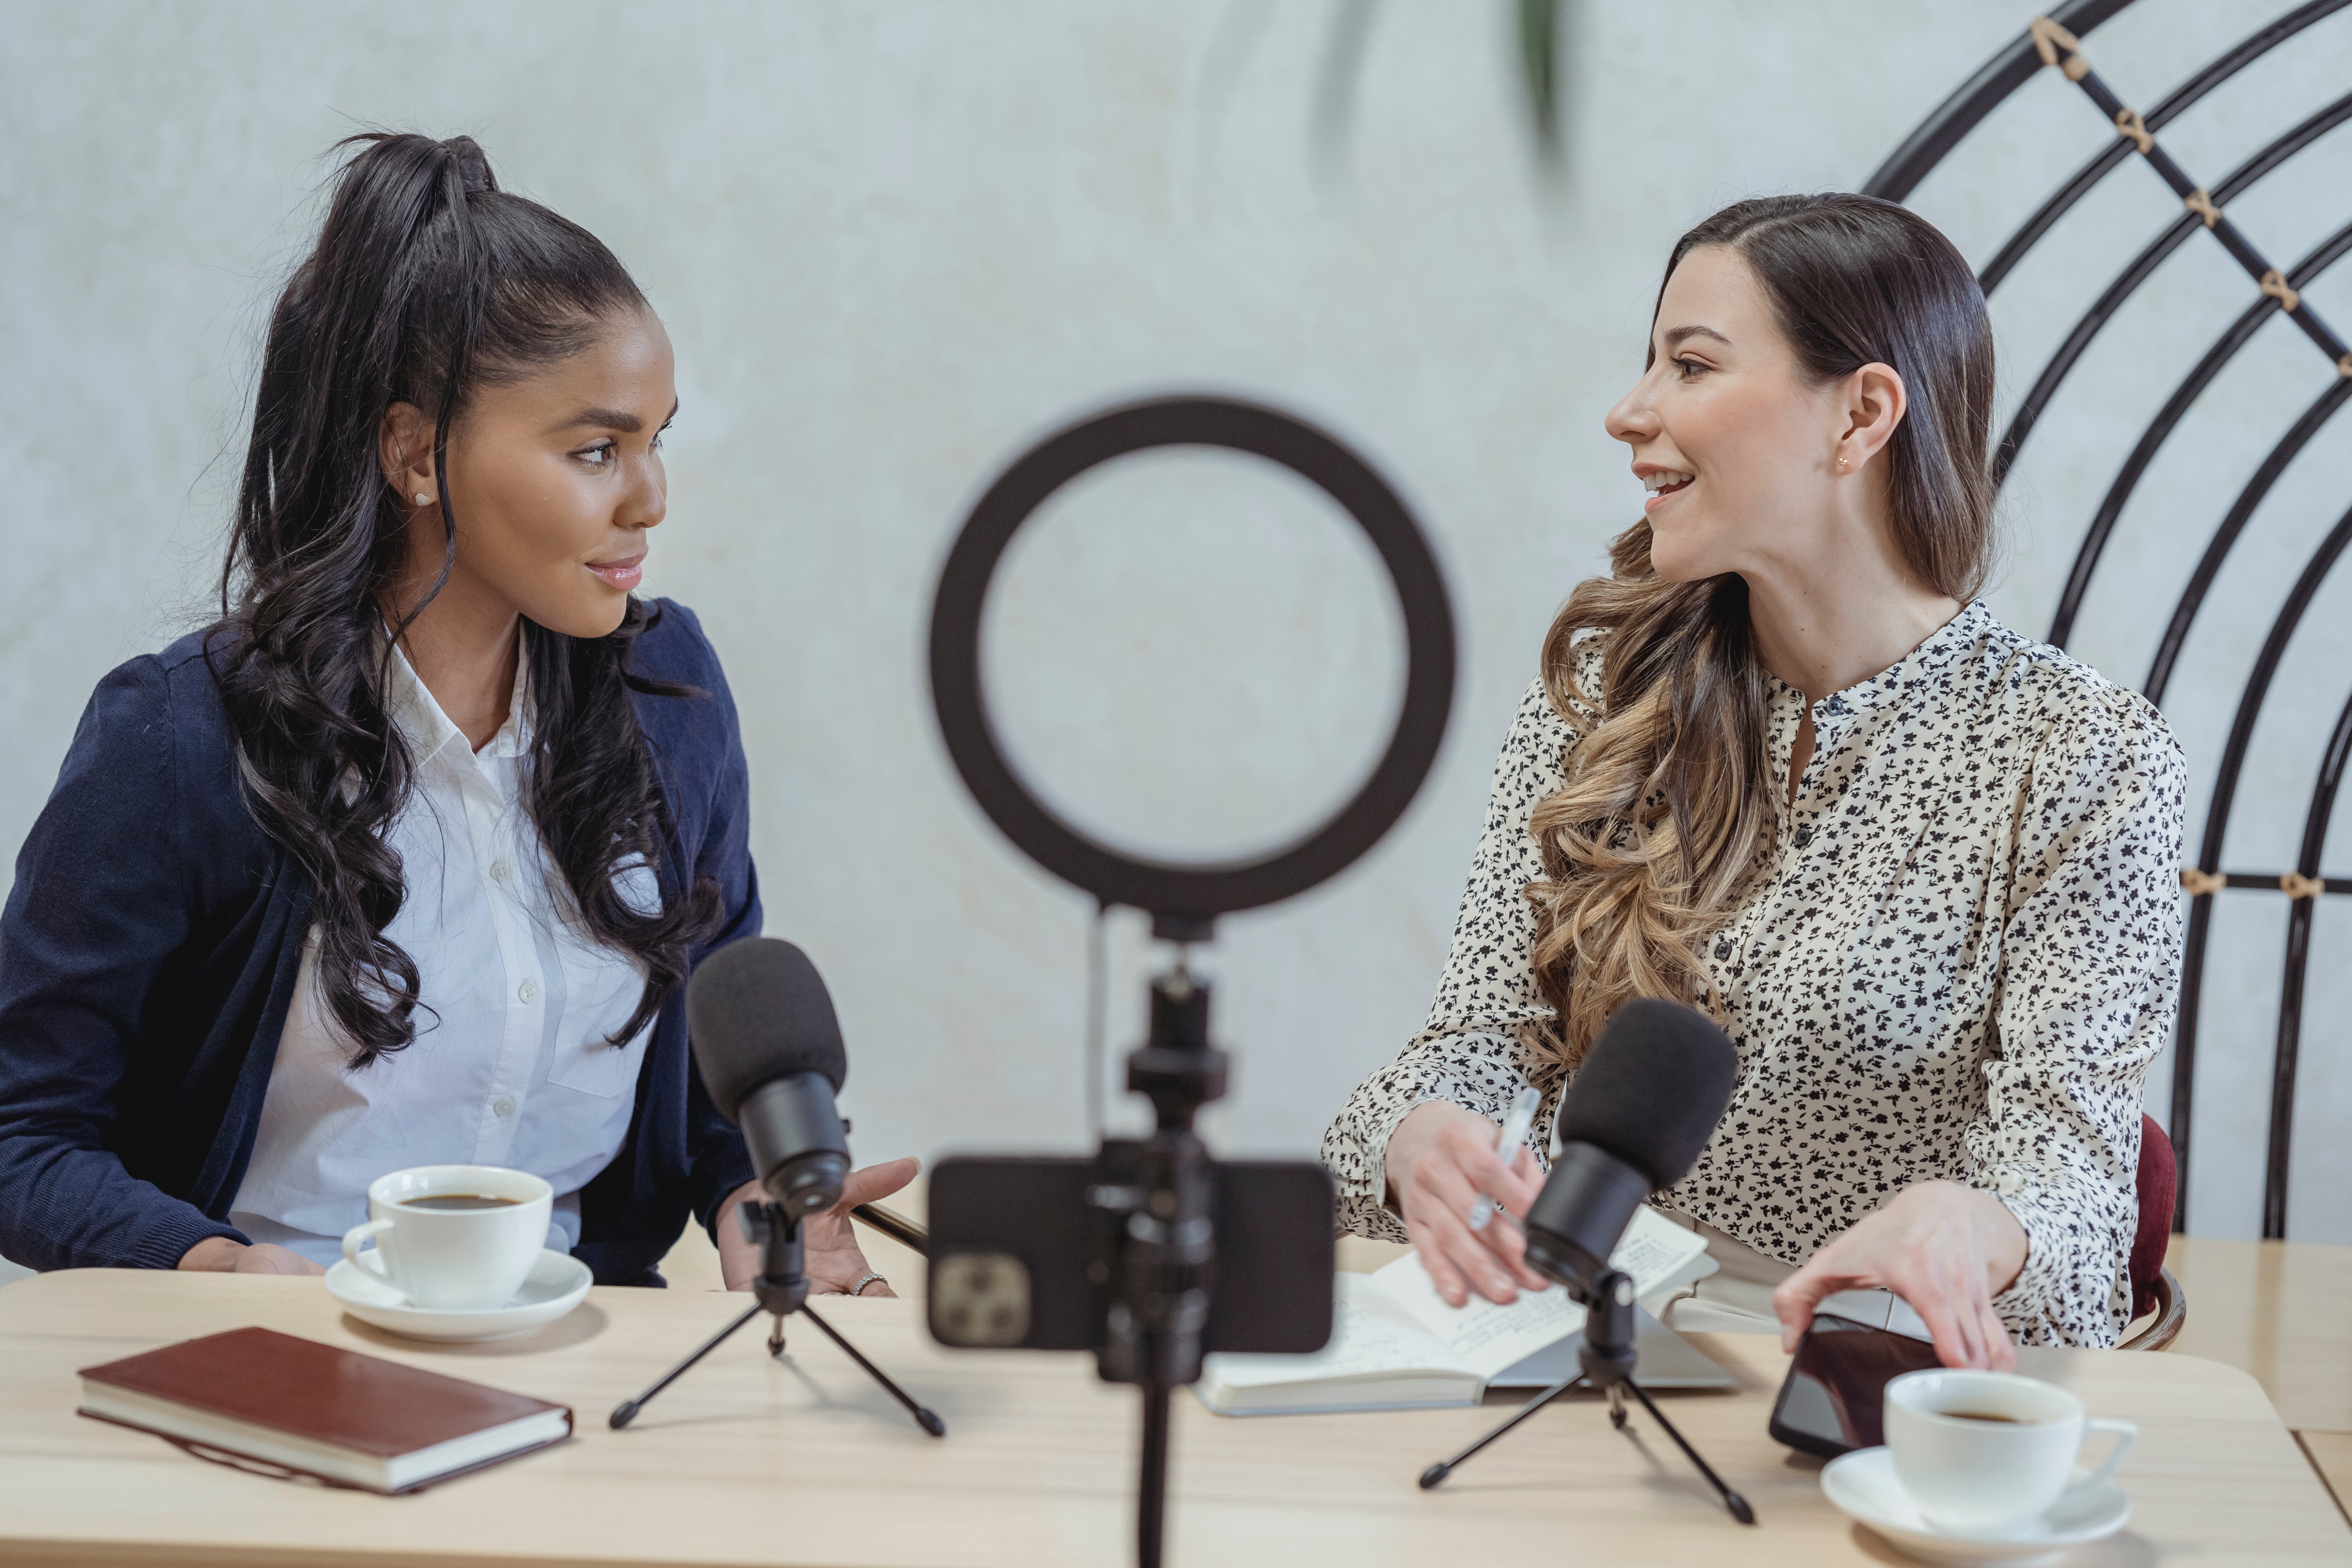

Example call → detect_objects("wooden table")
2165 1235 2352 1523
1 1270 2346 1566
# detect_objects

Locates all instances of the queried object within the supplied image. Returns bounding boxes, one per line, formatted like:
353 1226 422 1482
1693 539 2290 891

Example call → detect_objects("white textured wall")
4 0 2347 1246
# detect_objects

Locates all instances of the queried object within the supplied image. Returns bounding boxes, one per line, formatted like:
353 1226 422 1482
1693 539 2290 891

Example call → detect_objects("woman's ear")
1833 362 1907 474
377 402 436 505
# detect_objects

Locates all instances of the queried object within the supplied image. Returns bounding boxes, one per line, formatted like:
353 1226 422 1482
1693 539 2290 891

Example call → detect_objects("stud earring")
414 491 433 506
1836 457 1849 470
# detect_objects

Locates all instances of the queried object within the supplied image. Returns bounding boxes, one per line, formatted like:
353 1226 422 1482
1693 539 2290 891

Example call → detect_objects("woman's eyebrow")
544 398 681 436
1662 324 1732 350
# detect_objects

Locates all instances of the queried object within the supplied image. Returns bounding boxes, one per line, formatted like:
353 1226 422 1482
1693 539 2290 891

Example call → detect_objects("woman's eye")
576 441 616 469
1673 357 1708 379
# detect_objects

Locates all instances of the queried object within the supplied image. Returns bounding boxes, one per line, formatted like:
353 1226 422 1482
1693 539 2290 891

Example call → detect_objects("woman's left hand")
1771 1179 2028 1371
716 1157 920 1296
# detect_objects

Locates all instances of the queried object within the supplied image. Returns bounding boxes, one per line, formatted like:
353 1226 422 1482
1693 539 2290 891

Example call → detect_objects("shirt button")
1714 938 1732 961
489 860 512 883
1793 826 1813 848
492 1096 517 1118
518 980 540 1004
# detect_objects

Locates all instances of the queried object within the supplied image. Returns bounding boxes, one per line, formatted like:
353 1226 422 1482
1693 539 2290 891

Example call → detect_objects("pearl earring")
414 491 433 506
1837 457 1849 470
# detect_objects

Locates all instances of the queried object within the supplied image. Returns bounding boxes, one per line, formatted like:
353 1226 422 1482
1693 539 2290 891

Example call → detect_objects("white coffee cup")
1884 1368 2136 1537
340 1165 552 1310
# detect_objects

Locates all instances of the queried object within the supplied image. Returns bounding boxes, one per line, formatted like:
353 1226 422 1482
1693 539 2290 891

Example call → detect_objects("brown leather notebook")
78 1326 572 1494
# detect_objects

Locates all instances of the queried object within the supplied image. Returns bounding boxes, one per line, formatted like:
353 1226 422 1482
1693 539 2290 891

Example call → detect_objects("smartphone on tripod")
925 1151 1334 1358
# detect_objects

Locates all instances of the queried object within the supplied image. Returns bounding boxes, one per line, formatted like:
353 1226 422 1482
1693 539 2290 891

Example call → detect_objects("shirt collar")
1788 599 1994 725
381 630 534 766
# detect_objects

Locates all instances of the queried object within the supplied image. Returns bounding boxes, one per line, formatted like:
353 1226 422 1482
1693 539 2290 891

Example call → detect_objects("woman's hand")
1383 1101 1548 1308
1772 1179 2028 1370
176 1237 326 1276
716 1157 920 1297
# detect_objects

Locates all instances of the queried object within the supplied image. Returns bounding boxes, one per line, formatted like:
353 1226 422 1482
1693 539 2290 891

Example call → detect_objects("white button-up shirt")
229 641 655 1266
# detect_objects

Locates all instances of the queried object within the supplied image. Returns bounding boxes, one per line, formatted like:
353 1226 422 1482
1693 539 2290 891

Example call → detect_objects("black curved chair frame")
1863 1 2352 1237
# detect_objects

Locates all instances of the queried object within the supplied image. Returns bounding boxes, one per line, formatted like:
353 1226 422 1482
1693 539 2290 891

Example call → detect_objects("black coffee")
1942 1410 2031 1424
403 1194 523 1211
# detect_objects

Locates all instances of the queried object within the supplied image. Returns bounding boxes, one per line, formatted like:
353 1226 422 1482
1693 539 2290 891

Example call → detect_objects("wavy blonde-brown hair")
1523 194 1996 1063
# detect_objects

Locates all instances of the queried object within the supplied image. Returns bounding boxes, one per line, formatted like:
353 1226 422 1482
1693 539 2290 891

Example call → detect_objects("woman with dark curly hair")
1324 194 2187 1368
0 133 909 1294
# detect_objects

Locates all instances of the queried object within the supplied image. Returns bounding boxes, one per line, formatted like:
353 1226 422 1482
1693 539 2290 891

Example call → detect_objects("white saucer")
325 1249 592 1343
1821 1446 2130 1566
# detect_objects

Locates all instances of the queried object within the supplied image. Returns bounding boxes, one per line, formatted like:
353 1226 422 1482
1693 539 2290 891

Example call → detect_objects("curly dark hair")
215 131 718 1069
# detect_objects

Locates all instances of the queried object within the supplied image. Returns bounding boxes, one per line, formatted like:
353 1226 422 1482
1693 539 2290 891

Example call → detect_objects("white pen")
1467 1085 1543 1232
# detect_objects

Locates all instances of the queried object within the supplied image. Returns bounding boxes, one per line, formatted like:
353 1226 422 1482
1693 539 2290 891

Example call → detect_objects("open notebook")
1197 1207 1723 1416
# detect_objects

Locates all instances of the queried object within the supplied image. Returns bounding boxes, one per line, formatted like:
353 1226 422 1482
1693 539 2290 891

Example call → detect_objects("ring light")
928 394 1455 936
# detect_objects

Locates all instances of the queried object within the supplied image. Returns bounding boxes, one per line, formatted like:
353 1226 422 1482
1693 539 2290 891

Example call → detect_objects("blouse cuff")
1330 1085 1444 1245
1327 1038 1528 1245
1979 1172 2094 1345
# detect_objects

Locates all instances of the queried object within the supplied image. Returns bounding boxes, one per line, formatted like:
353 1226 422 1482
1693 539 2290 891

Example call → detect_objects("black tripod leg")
795 1303 947 1437
1138 1384 1171 1568
1621 1379 1755 1524
609 1300 764 1429
1417 1374 1586 1489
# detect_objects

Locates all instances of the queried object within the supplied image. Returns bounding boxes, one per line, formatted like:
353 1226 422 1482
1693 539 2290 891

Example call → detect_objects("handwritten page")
1195 1207 1720 1414
1373 1253 1583 1379
1609 1207 1714 1296
1370 1207 1716 1379
1202 1274 1461 1390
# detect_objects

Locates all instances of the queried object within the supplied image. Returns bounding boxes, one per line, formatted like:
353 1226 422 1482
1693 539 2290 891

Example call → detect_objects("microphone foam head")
686 938 847 1120
1553 998 1737 1189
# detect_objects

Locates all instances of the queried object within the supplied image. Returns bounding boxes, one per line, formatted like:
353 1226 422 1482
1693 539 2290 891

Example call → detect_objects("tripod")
1093 958 1226 1568
1417 1267 1753 1524
609 1198 945 1436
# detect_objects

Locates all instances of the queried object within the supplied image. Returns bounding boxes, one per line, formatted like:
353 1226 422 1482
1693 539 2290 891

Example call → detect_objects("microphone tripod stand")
609 1199 945 1436
1417 1267 1753 1524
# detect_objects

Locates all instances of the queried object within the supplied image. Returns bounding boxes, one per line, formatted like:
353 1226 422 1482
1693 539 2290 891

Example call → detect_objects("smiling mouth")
1642 469 1694 509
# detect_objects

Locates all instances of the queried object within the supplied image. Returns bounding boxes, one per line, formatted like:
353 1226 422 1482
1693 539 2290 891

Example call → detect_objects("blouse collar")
381 630 535 767
1768 599 1994 725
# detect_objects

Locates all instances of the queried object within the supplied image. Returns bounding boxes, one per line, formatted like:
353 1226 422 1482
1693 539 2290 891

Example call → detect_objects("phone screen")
1766 1311 1944 1459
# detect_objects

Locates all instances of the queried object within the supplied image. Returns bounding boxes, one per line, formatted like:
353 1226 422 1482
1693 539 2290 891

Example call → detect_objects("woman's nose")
1605 374 1659 446
624 454 667 532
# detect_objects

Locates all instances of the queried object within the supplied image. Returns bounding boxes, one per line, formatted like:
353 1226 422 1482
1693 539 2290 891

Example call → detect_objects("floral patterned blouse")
1322 601 2189 1347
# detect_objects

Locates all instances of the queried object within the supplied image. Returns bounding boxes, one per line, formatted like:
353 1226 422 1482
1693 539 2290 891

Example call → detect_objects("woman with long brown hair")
1323 194 2187 1368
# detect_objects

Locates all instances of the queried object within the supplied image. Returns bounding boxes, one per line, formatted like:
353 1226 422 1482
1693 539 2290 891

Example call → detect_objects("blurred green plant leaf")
1519 0 1568 172
1312 0 1570 188
1312 0 1382 186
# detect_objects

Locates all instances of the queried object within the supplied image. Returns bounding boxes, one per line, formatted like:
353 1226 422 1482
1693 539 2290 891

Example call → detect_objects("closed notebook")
1196 1206 1719 1416
77 1326 572 1494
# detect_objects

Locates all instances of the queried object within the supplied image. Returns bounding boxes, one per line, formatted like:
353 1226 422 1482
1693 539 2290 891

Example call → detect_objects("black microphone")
686 937 852 1217
619 938 944 1442
1416 998 1752 1519
1519 998 1738 1298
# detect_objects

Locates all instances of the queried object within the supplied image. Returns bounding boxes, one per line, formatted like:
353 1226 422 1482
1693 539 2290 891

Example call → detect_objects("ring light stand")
928 395 1455 1568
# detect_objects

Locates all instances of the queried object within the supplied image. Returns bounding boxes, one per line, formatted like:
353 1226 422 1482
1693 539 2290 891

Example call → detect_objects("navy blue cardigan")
0 600 758 1283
